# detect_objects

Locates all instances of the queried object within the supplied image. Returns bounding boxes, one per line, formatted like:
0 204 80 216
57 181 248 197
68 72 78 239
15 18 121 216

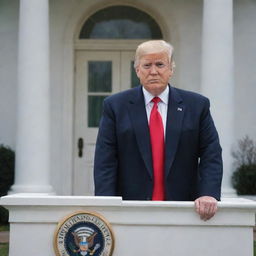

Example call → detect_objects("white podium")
1 195 256 256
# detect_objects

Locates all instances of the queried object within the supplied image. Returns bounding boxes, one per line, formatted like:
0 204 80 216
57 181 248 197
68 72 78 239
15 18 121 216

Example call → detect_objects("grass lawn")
0 225 9 232
0 243 8 256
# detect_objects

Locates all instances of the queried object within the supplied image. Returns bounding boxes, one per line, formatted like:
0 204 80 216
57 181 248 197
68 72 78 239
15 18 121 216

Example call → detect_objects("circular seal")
54 211 114 256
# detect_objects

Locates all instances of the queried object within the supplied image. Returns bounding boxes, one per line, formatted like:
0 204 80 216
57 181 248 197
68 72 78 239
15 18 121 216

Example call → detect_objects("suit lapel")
165 86 185 177
127 86 153 178
126 85 185 179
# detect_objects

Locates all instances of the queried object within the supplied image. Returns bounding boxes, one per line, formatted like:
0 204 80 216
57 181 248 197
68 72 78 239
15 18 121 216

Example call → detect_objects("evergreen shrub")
0 145 15 223
232 136 256 195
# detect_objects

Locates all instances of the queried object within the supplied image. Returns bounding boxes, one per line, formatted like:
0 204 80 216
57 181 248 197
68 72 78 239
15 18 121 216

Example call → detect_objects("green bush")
0 206 9 223
0 145 15 197
232 164 256 195
0 144 15 224
232 136 256 195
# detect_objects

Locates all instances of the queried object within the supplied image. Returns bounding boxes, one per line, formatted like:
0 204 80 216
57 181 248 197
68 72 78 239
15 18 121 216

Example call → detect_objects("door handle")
78 138 84 157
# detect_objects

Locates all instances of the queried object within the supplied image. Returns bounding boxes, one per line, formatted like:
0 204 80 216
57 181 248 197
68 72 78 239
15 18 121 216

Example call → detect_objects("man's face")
135 52 173 96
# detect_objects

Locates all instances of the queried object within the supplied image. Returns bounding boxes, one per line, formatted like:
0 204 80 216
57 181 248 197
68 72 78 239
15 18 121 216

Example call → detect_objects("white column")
11 0 54 194
201 0 235 196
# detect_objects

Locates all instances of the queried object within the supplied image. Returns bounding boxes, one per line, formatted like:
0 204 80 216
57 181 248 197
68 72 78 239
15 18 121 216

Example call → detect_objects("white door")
73 50 139 195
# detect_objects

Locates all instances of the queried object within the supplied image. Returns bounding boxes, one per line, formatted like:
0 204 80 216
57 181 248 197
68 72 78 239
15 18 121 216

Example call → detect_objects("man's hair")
134 40 175 69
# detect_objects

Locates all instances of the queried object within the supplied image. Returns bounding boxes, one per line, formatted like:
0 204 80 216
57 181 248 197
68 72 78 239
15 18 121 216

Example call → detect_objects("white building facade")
0 0 255 196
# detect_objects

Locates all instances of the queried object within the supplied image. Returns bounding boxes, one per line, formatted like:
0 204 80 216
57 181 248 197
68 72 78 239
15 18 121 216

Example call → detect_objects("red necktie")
149 97 165 200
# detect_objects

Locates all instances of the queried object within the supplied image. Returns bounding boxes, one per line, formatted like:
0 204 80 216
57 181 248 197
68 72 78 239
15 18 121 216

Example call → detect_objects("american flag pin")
177 107 183 111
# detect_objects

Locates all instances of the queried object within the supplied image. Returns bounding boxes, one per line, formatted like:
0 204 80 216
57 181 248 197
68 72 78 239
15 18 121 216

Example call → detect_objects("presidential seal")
54 211 114 256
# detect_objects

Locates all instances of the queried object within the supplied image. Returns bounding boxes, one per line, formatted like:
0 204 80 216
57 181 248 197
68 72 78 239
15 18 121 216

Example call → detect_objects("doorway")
73 50 139 195
72 5 163 195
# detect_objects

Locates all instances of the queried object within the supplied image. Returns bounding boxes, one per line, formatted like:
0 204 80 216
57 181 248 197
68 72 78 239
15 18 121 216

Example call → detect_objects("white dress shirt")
142 86 169 136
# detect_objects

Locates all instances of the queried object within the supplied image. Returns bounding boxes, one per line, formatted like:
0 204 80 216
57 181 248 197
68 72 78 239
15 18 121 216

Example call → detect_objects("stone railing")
1 195 256 256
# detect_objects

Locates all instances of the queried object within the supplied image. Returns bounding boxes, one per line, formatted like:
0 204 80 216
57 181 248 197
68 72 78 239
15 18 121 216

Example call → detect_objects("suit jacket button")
146 197 151 201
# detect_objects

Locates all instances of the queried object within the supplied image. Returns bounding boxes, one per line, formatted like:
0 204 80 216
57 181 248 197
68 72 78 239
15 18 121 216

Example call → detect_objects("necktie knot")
152 97 161 104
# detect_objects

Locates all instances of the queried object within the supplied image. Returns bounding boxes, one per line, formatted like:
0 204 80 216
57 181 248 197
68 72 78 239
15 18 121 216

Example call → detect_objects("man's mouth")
148 79 159 83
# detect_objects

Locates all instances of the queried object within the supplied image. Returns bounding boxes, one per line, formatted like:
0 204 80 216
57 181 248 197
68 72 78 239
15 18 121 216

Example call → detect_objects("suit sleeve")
198 98 223 200
94 99 118 196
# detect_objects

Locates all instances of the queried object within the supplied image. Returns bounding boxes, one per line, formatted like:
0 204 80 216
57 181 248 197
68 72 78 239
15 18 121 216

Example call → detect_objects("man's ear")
135 67 140 78
169 67 174 78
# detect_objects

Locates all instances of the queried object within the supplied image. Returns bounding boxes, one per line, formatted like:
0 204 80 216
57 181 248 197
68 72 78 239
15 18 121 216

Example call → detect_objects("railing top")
1 194 256 210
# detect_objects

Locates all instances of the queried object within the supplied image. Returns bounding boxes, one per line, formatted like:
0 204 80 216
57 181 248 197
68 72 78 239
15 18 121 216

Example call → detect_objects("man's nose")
149 65 158 74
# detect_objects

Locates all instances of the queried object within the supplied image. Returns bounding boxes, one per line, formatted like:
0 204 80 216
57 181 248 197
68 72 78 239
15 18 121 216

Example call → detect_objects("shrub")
0 144 15 224
232 136 256 195
232 164 256 195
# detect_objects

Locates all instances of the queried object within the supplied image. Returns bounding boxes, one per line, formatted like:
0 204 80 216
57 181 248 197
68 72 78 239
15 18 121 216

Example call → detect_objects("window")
79 6 163 39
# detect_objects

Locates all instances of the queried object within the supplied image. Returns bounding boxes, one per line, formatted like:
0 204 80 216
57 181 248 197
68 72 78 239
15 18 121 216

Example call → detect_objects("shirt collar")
142 85 169 105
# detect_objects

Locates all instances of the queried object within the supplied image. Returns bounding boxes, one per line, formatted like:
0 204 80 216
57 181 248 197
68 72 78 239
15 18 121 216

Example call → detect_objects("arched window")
79 6 163 39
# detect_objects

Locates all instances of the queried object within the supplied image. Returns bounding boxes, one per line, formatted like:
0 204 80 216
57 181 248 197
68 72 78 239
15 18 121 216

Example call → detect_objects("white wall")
234 0 256 142
159 0 203 92
0 0 19 149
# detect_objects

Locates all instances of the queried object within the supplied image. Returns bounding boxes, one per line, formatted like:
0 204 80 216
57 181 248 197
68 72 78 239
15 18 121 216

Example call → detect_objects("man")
94 40 223 221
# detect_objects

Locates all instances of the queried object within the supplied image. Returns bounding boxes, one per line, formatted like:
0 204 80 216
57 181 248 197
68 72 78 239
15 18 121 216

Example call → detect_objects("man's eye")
156 63 165 68
143 64 151 69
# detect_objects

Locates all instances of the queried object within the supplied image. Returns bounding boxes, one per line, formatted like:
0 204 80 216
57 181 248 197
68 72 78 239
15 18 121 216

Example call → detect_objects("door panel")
74 50 137 195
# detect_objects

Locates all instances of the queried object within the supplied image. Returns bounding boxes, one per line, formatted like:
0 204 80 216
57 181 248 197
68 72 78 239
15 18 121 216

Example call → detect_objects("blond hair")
134 40 175 69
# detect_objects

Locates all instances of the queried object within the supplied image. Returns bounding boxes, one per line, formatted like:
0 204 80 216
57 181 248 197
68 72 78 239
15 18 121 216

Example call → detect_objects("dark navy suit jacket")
94 85 223 201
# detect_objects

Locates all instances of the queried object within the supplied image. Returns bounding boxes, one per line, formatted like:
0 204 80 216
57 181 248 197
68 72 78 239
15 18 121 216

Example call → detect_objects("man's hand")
194 196 218 221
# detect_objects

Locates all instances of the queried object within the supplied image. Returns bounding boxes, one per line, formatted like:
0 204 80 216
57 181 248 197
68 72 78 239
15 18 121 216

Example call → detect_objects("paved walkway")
0 231 9 243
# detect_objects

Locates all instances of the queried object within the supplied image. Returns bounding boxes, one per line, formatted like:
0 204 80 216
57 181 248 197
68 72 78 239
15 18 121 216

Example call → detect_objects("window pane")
88 61 112 92
131 61 140 88
80 6 162 39
88 96 106 127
